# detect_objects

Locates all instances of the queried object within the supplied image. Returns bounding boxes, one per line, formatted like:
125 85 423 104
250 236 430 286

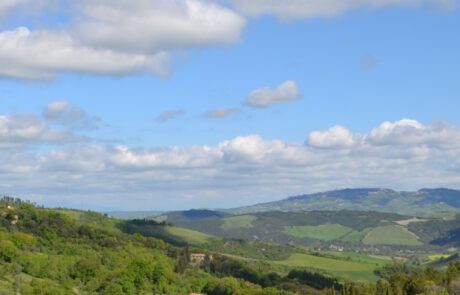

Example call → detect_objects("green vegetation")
340 228 372 243
164 209 460 251
428 254 452 261
2 197 460 295
165 226 212 244
322 251 392 265
272 253 382 282
363 225 423 246
221 215 257 230
284 224 353 241
229 188 460 217
0 198 296 294
203 239 295 261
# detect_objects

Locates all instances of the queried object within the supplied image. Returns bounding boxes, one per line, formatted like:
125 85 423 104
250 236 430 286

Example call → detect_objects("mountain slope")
162 210 460 252
227 188 460 216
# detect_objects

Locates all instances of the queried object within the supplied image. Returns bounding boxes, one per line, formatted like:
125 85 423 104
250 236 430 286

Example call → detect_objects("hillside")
0 198 303 294
161 210 460 253
2 198 460 294
227 188 460 216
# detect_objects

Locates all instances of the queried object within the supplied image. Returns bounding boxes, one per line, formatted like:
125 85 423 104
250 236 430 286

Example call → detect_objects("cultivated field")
272 252 388 282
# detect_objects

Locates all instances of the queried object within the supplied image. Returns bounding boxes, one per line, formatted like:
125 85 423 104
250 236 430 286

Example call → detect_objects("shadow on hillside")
431 227 460 247
117 219 188 247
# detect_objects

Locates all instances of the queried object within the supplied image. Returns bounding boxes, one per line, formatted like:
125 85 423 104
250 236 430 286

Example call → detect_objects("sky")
1 0 460 211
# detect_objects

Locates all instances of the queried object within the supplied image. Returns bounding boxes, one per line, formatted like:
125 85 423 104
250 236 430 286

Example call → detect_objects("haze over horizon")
1 0 460 211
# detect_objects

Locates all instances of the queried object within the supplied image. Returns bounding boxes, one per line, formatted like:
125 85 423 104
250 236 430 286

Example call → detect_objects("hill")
227 188 460 216
0 198 299 294
161 210 460 253
2 198 460 294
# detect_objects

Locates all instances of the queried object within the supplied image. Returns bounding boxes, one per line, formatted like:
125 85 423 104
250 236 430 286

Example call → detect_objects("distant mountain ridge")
227 188 460 216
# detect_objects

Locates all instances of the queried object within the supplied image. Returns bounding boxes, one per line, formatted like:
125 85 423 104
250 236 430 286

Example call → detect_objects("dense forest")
1 197 460 294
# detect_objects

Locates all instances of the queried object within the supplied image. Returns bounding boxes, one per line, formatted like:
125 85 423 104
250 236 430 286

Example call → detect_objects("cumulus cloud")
308 119 460 149
0 27 170 80
204 108 239 118
308 125 356 148
245 80 301 108
75 0 246 54
232 0 454 20
0 114 86 149
155 110 185 123
0 0 245 80
366 119 460 147
2 118 460 210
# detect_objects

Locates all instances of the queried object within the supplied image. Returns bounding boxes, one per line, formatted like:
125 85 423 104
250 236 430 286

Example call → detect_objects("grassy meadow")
283 224 353 241
271 252 388 282
362 225 423 246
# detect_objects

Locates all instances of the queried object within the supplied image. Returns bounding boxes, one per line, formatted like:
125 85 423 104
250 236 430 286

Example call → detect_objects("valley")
2 189 460 294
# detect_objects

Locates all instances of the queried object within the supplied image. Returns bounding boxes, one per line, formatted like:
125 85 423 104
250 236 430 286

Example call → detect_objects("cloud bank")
1 113 459 209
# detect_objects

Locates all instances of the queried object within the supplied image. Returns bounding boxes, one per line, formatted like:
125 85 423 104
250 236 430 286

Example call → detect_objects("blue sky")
1 0 459 211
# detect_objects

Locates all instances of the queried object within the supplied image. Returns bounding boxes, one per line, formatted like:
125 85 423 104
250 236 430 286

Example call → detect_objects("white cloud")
308 125 356 148
1 0 449 81
0 0 245 80
204 108 239 118
0 114 86 148
43 101 99 130
75 0 246 54
0 27 169 80
232 0 454 20
245 80 301 108
366 119 460 147
1 118 460 210
219 135 293 163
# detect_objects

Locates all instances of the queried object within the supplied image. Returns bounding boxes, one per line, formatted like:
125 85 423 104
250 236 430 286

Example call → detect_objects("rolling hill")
227 188 460 216
159 210 460 252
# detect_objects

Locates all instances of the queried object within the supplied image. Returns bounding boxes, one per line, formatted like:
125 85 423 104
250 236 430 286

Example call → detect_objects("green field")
340 228 372 243
428 254 451 261
362 225 423 246
284 224 353 241
221 215 257 230
272 253 383 282
166 226 212 244
322 251 391 265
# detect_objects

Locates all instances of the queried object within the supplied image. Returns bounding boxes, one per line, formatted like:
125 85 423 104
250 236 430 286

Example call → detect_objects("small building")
190 253 206 266
329 244 344 252
190 253 212 266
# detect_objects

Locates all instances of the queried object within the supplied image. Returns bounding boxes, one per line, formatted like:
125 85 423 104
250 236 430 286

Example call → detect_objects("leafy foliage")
2 197 460 295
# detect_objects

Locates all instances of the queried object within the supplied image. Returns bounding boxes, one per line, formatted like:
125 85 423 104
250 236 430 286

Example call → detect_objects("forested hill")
228 188 460 216
2 197 460 294
0 198 297 294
